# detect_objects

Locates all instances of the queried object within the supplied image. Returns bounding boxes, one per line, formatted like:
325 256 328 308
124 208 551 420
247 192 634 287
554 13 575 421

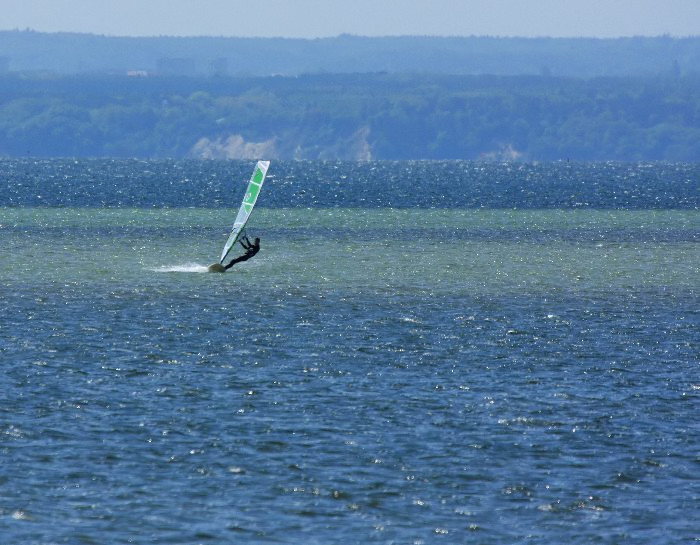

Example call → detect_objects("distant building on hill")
156 57 196 76
209 58 229 77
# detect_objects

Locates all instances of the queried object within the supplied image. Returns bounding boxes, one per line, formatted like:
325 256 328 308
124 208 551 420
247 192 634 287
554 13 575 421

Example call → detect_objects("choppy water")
1 159 698 544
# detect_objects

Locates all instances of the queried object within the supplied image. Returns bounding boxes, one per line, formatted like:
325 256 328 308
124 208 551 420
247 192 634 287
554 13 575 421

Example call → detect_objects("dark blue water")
1 158 698 208
1 159 698 544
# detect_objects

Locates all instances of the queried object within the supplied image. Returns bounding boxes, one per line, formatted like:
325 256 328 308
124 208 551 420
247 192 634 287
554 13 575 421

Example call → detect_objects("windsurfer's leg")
225 256 242 269
224 253 253 269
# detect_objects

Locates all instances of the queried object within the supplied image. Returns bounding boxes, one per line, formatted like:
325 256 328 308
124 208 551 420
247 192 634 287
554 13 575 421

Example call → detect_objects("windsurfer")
224 235 260 269
208 235 260 273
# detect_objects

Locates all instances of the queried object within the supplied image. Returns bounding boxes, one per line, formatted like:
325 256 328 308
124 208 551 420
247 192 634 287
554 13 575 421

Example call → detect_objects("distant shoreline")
2 30 699 78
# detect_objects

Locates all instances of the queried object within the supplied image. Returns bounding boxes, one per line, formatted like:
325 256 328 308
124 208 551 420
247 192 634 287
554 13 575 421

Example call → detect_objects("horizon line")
2 27 699 41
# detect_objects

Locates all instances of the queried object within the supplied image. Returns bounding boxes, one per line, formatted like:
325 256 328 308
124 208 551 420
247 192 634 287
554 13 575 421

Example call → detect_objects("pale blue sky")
2 0 699 38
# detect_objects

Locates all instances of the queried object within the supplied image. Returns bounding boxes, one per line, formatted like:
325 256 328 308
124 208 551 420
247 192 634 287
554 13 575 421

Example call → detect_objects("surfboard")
207 263 226 273
218 160 270 264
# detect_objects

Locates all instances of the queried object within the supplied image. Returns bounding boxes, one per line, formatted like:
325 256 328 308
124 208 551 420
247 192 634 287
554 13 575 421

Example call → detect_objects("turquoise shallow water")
1 160 699 544
3 207 698 294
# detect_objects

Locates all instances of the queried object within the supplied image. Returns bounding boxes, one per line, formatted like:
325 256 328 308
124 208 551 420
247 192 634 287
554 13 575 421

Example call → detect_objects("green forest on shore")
1 72 698 161
1 32 699 161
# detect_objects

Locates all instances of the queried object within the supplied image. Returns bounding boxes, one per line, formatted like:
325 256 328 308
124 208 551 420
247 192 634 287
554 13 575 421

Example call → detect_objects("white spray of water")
150 263 210 273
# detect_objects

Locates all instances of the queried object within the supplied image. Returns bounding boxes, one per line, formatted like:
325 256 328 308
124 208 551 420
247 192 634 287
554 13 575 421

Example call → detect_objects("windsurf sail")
219 160 270 264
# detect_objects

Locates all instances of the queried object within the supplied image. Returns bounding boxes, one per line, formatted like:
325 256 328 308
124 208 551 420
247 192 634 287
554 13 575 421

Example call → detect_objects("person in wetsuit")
224 235 260 270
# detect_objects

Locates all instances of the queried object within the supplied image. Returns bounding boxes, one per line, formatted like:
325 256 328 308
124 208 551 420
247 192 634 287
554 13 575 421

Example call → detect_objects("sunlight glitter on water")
0 160 698 544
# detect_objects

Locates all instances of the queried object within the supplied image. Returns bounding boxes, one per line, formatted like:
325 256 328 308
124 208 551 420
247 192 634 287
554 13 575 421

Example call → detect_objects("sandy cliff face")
191 134 278 160
190 126 373 161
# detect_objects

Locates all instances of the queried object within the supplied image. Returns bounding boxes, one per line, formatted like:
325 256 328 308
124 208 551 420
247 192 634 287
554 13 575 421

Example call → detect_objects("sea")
1 159 698 544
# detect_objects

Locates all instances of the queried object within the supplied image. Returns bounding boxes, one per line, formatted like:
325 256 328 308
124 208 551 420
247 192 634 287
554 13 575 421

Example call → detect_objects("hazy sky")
2 0 700 38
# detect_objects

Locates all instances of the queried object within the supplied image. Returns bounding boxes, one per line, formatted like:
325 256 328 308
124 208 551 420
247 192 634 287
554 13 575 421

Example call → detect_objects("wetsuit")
224 236 260 270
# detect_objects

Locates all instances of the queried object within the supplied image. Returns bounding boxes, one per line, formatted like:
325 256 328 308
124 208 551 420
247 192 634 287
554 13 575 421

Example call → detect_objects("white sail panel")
219 160 270 263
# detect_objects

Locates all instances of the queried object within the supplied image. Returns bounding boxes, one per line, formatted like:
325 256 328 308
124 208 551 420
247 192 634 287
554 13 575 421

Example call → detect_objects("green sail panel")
219 160 270 264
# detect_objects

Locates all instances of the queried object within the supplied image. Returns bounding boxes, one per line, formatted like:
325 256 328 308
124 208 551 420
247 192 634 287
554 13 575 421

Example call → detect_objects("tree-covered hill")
1 72 699 161
1 31 699 78
2 31 698 161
